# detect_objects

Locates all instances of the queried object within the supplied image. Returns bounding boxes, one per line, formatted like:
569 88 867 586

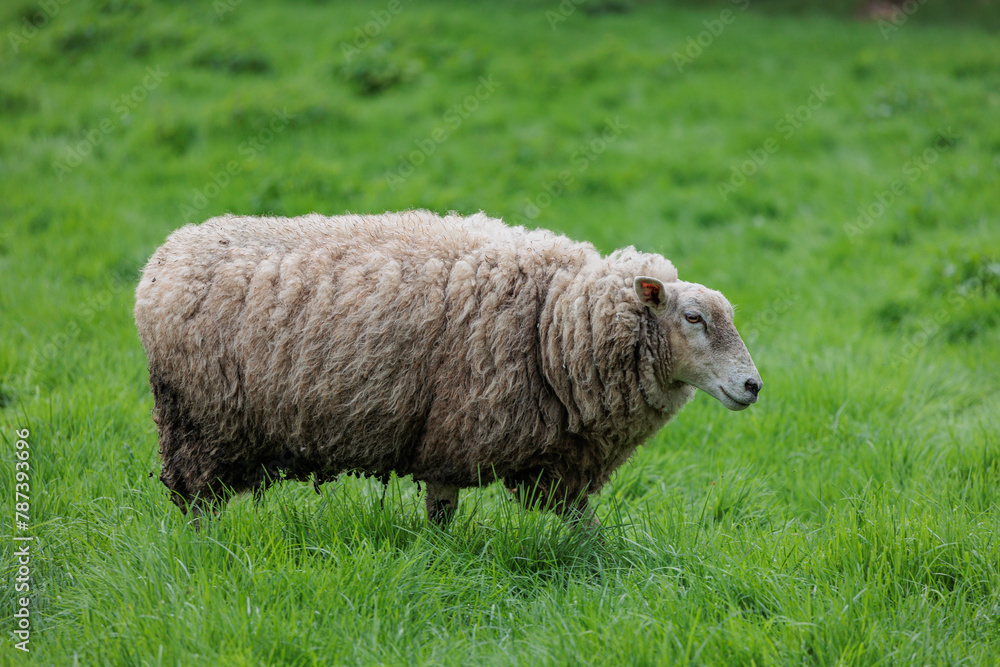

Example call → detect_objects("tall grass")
1 0 998 664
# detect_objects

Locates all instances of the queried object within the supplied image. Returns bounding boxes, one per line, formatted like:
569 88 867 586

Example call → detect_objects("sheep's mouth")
719 386 752 411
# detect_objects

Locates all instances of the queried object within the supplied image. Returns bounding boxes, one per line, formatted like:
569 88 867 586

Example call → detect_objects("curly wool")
134 210 695 513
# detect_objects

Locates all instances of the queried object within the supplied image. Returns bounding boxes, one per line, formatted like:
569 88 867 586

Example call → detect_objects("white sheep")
134 210 761 526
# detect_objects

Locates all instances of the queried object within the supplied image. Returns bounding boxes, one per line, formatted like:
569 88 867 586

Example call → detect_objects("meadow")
1 0 999 664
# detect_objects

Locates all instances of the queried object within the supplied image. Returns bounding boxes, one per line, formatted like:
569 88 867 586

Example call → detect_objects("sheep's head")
634 276 762 411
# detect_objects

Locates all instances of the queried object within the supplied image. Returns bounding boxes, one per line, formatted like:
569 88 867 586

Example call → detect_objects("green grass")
2 0 999 664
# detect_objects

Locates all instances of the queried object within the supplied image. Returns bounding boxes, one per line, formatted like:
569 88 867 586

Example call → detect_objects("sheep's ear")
634 276 668 315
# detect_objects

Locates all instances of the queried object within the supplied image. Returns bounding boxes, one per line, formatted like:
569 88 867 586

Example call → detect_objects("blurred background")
1 1 998 664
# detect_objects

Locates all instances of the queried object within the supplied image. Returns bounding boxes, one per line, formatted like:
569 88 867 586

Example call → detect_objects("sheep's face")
634 277 762 411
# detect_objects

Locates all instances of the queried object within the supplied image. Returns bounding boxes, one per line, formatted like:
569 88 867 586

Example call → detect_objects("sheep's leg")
553 494 605 545
187 497 217 530
510 475 603 539
425 484 459 526
560 496 601 529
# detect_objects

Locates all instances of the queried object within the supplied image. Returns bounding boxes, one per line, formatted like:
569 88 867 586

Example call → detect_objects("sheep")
134 210 762 528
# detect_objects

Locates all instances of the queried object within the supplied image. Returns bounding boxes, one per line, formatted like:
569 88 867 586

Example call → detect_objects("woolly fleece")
135 211 713 522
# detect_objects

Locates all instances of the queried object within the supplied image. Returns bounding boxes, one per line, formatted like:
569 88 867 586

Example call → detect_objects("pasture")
1 1 998 664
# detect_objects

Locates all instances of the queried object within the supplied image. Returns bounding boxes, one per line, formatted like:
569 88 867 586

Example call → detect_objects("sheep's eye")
685 313 703 324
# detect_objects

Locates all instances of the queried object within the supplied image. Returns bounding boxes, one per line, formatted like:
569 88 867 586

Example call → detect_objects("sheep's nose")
745 379 761 397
